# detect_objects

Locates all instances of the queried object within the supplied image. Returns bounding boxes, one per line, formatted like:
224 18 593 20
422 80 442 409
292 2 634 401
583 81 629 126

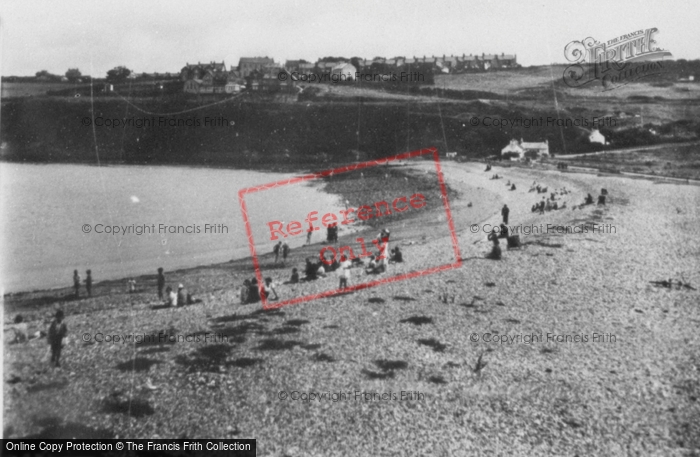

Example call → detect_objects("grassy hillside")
2 65 699 167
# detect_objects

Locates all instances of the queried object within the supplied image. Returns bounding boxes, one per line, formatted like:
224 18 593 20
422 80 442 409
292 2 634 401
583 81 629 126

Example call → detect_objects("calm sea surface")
0 162 344 293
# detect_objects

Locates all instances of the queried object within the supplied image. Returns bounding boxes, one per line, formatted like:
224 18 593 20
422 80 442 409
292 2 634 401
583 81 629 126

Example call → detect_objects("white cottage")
331 63 356 81
589 129 606 145
502 138 549 160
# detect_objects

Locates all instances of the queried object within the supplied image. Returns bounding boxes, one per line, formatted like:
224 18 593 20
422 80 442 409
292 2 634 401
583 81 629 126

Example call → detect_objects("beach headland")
4 159 700 454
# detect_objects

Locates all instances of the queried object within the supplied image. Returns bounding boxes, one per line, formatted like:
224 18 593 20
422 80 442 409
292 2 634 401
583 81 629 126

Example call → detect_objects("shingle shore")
5 161 700 456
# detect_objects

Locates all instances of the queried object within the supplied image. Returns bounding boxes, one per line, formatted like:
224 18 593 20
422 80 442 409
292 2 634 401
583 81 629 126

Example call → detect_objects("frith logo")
563 27 673 90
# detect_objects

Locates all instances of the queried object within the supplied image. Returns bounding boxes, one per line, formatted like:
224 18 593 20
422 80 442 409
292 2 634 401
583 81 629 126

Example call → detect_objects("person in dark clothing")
304 258 318 280
306 222 313 244
390 247 403 263
85 270 92 297
48 310 67 367
290 268 299 284
249 278 261 302
157 268 165 299
585 193 594 205
501 205 510 225
240 280 251 304
73 270 80 298
498 223 509 239
273 241 282 263
331 225 338 243
282 242 290 263
486 229 502 260
328 258 340 272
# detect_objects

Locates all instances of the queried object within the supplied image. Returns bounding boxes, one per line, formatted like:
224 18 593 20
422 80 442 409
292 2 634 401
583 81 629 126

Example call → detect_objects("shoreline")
2 158 689 302
2 159 465 306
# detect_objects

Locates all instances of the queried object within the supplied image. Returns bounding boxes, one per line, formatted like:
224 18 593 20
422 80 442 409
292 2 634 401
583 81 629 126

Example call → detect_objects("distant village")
177 53 519 94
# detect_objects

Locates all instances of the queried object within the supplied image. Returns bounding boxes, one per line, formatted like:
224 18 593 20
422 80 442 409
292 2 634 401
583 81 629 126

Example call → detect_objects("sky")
1 0 698 77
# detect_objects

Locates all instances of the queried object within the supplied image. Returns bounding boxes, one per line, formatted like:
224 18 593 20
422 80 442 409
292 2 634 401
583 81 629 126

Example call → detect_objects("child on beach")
165 286 177 307
47 310 67 368
176 284 187 307
306 221 313 244
338 255 351 289
290 268 299 283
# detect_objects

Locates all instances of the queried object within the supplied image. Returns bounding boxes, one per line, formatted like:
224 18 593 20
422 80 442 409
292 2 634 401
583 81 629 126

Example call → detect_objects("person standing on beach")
273 241 282 263
85 270 93 297
501 205 510 225
157 268 166 299
307 221 315 244
282 242 290 263
47 310 67 368
72 270 81 298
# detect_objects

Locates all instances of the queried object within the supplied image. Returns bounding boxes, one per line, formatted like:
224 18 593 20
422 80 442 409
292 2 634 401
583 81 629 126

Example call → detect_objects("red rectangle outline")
238 147 462 310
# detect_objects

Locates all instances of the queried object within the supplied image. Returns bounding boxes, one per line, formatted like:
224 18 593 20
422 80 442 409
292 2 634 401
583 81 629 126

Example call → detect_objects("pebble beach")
4 160 700 456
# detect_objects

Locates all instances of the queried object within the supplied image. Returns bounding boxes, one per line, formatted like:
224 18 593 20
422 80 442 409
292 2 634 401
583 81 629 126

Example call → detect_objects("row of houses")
179 59 293 94
285 53 518 74
179 52 518 94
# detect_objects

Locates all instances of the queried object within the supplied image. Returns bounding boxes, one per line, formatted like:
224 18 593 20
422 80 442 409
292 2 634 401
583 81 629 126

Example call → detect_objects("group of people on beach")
272 241 290 264
239 277 279 304
238 227 404 304
72 269 92 298
529 183 573 213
